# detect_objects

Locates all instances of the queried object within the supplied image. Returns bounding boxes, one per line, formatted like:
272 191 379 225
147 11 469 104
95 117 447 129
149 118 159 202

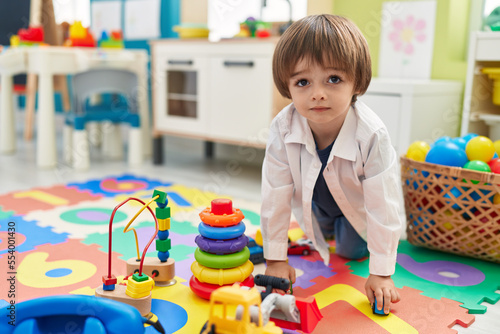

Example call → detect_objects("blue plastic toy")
372 297 389 316
462 133 479 143
452 137 467 150
0 295 165 334
198 221 246 240
247 237 265 264
425 141 468 167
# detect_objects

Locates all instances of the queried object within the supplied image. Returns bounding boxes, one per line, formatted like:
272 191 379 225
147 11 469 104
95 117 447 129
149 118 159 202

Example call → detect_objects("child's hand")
265 260 296 293
365 274 401 314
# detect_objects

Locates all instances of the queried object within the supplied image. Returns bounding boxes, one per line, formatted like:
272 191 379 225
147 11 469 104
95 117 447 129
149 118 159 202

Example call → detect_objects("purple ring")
195 234 248 255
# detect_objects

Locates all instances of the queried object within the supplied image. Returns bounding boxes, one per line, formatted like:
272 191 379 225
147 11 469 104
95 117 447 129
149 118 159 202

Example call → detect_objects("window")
208 0 307 41
52 0 90 26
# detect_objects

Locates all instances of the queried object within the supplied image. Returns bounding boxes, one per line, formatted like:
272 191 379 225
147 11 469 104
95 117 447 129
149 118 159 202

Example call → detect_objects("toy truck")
254 274 322 333
200 284 282 334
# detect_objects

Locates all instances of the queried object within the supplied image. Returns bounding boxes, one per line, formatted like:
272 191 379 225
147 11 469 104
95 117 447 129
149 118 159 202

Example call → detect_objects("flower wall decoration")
389 15 427 55
378 1 436 79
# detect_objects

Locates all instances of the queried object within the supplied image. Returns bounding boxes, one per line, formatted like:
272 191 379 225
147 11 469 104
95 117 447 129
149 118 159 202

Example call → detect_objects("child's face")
288 58 357 131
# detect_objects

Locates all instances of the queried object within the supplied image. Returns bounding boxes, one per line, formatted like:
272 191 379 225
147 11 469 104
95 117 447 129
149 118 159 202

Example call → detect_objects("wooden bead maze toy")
95 189 176 316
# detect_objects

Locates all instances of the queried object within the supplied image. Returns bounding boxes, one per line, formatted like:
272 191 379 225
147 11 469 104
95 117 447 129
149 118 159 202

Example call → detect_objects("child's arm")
360 127 403 277
359 126 403 313
260 111 295 282
264 259 296 284
364 274 401 314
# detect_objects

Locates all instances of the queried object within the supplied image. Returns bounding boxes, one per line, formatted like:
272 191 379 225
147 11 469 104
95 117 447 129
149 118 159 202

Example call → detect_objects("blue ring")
198 221 246 240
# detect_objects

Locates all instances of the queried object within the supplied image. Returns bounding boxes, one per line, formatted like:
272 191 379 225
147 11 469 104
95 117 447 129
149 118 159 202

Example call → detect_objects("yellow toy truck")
200 284 282 334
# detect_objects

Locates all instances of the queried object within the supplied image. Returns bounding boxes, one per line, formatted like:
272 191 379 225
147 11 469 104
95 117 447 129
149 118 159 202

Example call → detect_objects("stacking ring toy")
195 247 250 269
199 207 244 227
195 234 248 255
198 221 246 240
191 260 254 285
189 275 254 300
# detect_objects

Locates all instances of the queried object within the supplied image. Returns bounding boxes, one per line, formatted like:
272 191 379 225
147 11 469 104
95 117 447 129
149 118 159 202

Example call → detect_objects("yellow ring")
191 260 253 286
199 208 244 227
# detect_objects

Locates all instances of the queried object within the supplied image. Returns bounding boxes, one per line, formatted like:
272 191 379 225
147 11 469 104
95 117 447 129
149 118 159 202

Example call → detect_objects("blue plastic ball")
443 186 463 210
434 136 453 146
158 230 169 240
462 133 479 143
425 142 468 167
452 137 467 151
158 251 170 262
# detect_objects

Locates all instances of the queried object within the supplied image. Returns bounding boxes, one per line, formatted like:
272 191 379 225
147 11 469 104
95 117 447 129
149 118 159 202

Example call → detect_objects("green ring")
195 247 250 269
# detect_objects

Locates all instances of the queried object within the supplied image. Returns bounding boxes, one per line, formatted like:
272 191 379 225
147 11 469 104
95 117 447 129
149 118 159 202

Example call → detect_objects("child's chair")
63 68 142 170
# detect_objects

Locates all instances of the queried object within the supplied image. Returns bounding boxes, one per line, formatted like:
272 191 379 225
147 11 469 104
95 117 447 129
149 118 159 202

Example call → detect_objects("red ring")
189 274 254 300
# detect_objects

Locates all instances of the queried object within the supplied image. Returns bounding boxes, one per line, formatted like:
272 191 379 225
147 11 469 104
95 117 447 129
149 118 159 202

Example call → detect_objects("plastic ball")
494 193 500 205
464 160 491 172
488 157 500 169
452 137 467 150
462 133 479 143
490 159 500 174
425 141 468 167
494 140 500 155
443 186 463 210
463 160 491 184
466 136 495 162
406 141 431 161
434 136 452 146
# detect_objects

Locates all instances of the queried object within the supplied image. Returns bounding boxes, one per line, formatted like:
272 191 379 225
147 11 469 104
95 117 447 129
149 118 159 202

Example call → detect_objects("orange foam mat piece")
0 239 125 302
292 254 475 334
0 185 102 215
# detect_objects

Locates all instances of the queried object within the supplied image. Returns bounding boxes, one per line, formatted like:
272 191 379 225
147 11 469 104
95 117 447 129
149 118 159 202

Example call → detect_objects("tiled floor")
1 114 499 333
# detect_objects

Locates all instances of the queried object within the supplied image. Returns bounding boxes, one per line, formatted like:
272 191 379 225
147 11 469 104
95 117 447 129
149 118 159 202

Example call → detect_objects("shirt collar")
331 106 357 162
283 105 317 155
284 104 358 161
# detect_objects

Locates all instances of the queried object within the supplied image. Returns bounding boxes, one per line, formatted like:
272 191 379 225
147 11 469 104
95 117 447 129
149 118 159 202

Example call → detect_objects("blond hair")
273 14 371 103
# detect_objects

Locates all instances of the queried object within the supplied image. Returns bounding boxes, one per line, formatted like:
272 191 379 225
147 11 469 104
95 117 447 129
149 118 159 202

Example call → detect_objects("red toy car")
287 242 311 255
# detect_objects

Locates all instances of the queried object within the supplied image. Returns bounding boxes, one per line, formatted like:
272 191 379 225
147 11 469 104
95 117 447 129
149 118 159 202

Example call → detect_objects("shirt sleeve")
260 120 294 262
361 128 404 276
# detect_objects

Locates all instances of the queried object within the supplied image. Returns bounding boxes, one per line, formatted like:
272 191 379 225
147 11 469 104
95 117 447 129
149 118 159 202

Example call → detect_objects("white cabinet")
460 32 500 140
209 56 273 143
360 78 463 155
150 38 290 162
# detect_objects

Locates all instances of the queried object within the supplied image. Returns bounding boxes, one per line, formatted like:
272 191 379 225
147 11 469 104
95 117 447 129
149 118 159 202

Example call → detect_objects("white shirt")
260 101 404 276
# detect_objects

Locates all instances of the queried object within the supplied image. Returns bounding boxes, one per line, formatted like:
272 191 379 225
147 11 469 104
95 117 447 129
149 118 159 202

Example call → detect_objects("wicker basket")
401 156 500 263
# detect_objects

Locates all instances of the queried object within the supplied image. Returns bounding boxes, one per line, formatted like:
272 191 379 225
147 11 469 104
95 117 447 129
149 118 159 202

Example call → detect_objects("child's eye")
328 76 341 84
296 79 309 87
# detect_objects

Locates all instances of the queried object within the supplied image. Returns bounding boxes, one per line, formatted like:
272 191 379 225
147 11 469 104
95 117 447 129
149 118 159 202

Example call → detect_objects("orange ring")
199 207 244 227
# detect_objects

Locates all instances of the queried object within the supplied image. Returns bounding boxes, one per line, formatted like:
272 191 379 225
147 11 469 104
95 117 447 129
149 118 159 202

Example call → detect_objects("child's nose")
311 85 326 100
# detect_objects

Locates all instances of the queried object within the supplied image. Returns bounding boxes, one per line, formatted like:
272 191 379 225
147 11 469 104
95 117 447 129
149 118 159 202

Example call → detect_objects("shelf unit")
460 31 500 140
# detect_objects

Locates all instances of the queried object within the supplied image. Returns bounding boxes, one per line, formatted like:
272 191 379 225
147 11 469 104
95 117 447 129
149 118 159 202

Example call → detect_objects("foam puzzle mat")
1 174 498 333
